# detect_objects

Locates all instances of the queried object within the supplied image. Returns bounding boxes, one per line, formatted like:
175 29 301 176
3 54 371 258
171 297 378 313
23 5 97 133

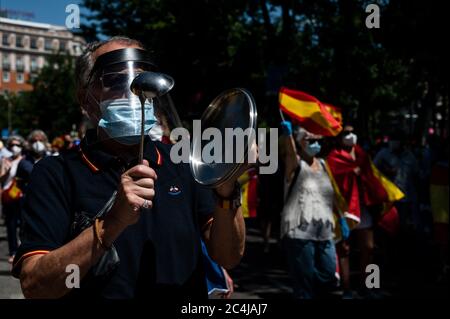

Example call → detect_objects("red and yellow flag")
279 87 342 136
324 104 343 126
238 168 258 218
326 145 405 234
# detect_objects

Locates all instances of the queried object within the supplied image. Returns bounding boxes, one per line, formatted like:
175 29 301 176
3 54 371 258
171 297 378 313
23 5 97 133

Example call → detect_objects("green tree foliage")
5 0 445 141
1 53 81 139
81 0 447 140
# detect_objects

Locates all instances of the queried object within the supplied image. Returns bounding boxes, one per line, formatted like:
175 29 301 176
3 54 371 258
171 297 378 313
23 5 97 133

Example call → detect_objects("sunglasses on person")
305 138 322 144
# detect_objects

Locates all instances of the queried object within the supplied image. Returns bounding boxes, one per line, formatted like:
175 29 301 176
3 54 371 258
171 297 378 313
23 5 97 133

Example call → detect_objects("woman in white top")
0 136 26 263
280 121 348 299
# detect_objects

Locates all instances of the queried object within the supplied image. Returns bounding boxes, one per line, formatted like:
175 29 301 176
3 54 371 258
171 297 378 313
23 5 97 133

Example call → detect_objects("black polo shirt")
12 130 215 299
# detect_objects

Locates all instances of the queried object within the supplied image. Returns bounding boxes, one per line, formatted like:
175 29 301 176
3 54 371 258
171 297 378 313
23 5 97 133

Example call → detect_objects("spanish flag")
238 168 258 218
326 145 405 234
279 87 342 136
324 104 343 126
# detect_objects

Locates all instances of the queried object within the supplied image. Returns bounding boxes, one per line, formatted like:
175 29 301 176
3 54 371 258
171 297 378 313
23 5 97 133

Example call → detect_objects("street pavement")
0 221 23 299
0 219 291 299
5 218 446 299
229 225 292 299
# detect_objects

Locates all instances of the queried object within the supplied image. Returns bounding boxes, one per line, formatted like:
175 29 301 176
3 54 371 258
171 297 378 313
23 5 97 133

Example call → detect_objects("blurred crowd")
0 130 80 263
255 125 448 298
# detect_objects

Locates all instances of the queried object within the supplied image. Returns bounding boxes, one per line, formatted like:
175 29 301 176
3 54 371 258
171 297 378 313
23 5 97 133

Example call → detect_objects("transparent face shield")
84 55 182 145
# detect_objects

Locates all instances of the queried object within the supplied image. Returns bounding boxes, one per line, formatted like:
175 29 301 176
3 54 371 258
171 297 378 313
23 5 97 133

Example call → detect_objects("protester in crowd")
0 140 12 223
12 36 245 299
327 125 403 298
0 136 26 263
327 126 371 298
26 130 47 143
26 130 51 164
28 133 48 163
279 120 349 299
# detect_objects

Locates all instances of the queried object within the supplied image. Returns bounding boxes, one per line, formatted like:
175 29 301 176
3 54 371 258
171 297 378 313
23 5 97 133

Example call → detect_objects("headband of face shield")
84 48 182 145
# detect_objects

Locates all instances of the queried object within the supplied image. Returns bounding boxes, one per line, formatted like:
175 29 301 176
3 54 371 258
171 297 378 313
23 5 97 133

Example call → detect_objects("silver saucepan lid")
190 88 257 188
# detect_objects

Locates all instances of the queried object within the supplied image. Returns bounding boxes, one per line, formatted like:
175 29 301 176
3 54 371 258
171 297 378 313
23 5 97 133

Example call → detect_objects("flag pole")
279 109 286 122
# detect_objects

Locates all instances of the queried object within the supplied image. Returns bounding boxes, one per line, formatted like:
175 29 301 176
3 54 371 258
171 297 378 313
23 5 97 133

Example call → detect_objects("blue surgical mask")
304 141 321 157
98 98 157 145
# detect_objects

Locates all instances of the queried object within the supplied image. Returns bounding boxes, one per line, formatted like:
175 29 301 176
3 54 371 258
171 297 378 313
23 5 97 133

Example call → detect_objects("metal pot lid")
190 88 257 188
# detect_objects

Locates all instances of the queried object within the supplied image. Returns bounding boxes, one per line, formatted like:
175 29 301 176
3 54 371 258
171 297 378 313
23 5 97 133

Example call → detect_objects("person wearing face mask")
327 126 376 298
327 126 406 298
12 37 245 299
0 136 26 263
29 139 47 163
26 130 51 157
279 120 348 299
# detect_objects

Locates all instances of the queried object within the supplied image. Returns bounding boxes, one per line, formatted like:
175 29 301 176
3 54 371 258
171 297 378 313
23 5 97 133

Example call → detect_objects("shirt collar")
79 129 163 172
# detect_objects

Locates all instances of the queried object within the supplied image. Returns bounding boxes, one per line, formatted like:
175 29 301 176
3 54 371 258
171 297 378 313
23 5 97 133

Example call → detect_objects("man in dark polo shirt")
12 37 245 299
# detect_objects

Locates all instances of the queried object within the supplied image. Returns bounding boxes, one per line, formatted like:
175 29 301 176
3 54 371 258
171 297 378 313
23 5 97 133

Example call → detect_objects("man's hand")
19 159 157 299
107 159 157 229
215 140 258 198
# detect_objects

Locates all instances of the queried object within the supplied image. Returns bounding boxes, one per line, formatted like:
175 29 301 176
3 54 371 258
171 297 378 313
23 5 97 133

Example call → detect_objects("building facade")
0 17 85 95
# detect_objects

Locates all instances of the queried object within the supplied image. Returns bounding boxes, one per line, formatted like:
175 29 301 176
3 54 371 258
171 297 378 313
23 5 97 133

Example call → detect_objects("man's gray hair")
75 36 144 104
27 129 48 143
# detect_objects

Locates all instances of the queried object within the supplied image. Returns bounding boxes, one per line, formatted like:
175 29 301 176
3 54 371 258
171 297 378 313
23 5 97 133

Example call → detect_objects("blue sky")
0 0 89 26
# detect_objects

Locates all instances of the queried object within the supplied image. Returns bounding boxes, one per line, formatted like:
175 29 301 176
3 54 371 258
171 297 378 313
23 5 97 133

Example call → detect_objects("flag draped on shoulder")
278 87 342 136
326 145 405 234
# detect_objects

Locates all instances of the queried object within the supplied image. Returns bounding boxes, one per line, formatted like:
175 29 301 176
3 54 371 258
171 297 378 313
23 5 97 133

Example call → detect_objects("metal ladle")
130 72 175 163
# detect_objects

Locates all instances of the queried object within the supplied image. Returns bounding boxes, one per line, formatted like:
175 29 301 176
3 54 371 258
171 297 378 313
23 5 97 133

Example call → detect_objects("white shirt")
281 159 335 241
3 156 22 190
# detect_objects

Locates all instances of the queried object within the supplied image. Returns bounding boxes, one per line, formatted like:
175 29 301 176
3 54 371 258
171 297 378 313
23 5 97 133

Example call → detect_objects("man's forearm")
207 206 245 269
20 218 125 298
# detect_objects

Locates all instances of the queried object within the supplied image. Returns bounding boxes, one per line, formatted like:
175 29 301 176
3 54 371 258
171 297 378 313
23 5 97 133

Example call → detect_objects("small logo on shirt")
168 186 181 196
